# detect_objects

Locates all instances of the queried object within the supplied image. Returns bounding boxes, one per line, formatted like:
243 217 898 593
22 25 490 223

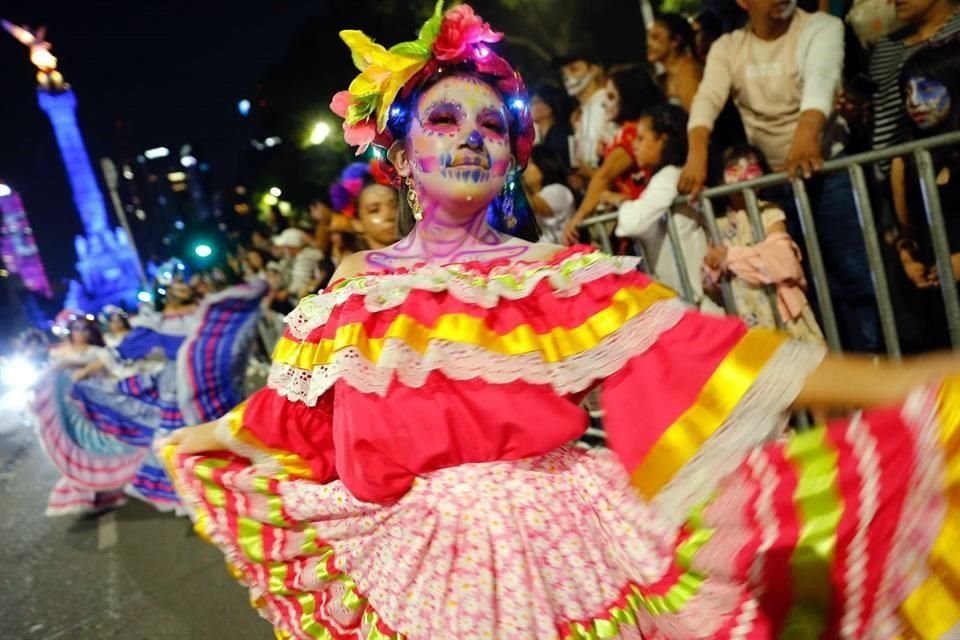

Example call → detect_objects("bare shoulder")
328 251 375 284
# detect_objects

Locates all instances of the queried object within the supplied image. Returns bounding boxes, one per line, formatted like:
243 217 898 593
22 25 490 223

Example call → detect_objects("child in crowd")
615 103 721 312
702 145 824 341
891 37 960 349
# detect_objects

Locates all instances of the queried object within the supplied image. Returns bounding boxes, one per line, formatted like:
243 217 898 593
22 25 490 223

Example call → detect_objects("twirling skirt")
165 381 960 639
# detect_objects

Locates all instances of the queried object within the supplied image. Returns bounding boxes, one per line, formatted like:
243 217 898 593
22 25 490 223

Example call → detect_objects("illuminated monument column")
3 19 141 311
37 89 142 310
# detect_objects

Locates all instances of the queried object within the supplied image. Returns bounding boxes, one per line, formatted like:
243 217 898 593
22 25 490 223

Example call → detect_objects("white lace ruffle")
285 252 642 341
650 339 828 526
269 298 688 403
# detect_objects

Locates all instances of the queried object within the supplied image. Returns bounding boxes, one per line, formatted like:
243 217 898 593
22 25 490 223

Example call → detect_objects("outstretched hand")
165 421 223 455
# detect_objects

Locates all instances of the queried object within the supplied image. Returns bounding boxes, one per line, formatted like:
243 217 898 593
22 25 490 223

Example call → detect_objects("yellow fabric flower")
339 30 430 132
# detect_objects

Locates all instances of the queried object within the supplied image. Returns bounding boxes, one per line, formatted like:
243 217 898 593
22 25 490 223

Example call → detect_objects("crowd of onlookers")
519 0 960 354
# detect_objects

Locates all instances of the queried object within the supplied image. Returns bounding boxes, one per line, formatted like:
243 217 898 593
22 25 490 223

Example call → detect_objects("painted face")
407 74 513 217
562 61 599 96
603 79 621 123
906 76 951 131
646 22 673 63
723 155 765 184
631 117 666 169
357 184 399 248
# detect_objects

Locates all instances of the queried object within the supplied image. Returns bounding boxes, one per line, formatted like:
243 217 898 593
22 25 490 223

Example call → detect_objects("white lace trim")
285 252 642 341
650 339 828 527
268 298 687 403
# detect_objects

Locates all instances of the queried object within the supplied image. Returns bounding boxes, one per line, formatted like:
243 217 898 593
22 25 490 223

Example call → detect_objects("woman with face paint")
166 5 960 638
891 38 960 348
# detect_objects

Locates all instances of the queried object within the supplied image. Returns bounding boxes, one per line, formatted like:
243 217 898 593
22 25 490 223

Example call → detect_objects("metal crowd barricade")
578 129 960 360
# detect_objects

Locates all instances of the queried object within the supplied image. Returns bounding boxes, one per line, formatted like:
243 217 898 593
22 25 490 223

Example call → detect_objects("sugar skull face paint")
407 74 513 216
723 156 765 185
906 76 952 131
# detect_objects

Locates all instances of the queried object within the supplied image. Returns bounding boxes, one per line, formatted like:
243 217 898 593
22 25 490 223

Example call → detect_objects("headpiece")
98 304 128 326
329 161 393 218
154 258 190 288
330 1 534 178
52 308 91 336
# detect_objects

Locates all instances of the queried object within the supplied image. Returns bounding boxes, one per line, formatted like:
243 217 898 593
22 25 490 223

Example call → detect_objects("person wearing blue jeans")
777 168 882 352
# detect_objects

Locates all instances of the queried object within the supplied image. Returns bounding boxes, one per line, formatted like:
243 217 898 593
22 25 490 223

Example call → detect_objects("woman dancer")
33 260 266 515
167 4 960 638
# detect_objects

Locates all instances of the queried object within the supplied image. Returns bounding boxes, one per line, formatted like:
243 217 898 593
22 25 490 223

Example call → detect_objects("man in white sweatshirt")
677 0 881 351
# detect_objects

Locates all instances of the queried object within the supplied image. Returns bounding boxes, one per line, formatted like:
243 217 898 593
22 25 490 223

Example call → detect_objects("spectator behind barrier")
555 51 609 173
562 66 666 246
530 84 574 169
614 104 722 313
691 11 724 65
647 13 702 112
523 145 577 245
702 144 824 341
869 0 960 180
681 0 882 352
890 37 960 348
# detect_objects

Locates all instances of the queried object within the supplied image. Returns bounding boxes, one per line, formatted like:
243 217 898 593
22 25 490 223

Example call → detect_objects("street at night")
0 405 270 640
2 0 960 638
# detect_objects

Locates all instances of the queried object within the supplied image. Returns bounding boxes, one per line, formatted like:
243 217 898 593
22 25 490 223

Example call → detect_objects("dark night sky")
0 2 333 284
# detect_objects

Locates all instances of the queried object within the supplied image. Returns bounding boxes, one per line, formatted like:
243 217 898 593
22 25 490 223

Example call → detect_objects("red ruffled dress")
164 247 960 639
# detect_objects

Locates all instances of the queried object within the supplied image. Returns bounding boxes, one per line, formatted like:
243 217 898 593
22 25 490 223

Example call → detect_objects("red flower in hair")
432 4 503 62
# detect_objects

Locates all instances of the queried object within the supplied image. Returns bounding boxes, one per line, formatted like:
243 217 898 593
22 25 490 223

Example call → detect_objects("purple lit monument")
3 19 142 311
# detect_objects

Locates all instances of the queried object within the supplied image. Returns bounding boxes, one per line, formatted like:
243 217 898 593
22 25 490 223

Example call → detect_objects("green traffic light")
194 243 213 258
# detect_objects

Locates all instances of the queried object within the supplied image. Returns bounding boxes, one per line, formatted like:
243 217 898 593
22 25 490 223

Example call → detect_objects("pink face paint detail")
490 158 511 177
417 156 442 173
723 159 764 185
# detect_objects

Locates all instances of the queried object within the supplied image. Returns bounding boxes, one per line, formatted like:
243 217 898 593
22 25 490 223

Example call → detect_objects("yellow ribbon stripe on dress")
631 328 787 498
900 375 960 639
780 427 843 639
274 283 677 367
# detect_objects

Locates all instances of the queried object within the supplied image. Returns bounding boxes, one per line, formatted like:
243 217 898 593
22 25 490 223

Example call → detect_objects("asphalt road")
0 401 274 640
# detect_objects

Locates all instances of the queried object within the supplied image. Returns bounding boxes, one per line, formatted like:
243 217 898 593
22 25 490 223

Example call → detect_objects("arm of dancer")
169 257 369 460
794 352 960 410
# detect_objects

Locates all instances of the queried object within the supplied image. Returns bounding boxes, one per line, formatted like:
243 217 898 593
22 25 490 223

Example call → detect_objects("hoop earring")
404 177 423 222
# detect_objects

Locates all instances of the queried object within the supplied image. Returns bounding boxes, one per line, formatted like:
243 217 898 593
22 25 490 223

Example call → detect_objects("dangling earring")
404 176 423 222
500 166 519 230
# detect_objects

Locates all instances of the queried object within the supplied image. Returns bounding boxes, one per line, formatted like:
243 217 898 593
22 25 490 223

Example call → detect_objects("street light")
0 184 11 197
309 121 331 146
269 186 282 198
